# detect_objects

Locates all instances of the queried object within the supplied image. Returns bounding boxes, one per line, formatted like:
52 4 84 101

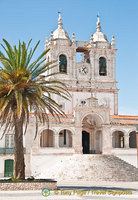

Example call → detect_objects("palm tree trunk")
13 109 25 179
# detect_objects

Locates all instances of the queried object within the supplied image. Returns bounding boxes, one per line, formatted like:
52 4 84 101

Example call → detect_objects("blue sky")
0 0 138 115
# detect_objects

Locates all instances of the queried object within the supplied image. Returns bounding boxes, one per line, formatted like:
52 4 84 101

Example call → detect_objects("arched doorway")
82 131 90 154
4 159 14 177
59 129 72 147
40 129 54 147
82 114 103 154
129 131 136 148
112 131 124 148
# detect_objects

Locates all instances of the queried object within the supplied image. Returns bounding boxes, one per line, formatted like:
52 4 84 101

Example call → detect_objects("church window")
5 134 14 148
129 131 136 148
99 57 107 76
59 55 67 73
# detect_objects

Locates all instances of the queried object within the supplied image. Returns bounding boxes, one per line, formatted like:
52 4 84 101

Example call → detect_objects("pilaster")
73 128 82 154
124 135 130 149
114 91 118 115
55 134 59 148
102 125 112 154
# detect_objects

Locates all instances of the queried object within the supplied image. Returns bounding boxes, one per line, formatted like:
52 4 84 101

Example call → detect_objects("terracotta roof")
29 113 74 124
29 113 138 125
110 115 138 125
111 115 138 119
29 113 74 117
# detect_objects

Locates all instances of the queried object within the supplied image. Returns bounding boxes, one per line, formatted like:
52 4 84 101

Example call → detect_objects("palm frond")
0 39 70 139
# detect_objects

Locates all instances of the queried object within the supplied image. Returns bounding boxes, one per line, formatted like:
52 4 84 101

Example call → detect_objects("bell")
100 67 106 75
60 64 65 72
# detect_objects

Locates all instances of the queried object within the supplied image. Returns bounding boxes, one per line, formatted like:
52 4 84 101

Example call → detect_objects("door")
82 131 90 154
4 159 14 177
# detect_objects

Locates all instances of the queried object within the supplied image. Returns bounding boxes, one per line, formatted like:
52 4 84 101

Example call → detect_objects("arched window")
40 129 54 147
129 131 137 148
112 131 124 148
99 57 107 76
59 129 72 147
59 55 67 73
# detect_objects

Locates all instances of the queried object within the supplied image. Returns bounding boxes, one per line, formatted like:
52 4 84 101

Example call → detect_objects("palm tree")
0 39 70 179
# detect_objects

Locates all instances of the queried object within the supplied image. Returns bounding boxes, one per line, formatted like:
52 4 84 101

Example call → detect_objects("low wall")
0 180 57 190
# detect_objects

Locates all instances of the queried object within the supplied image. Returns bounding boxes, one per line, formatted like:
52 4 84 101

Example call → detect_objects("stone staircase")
35 155 138 182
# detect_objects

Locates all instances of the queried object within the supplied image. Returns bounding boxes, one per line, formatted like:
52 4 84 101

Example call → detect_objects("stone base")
0 180 57 190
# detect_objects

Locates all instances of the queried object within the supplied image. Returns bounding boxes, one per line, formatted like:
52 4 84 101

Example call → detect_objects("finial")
50 31 53 40
72 33 75 43
90 34 94 43
111 35 115 48
58 11 62 29
96 14 101 32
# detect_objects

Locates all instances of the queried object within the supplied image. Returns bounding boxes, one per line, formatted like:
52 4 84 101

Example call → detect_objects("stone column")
124 135 129 149
73 128 82 154
93 129 97 152
89 130 93 151
91 129 94 150
114 92 118 115
54 134 59 148
102 125 112 154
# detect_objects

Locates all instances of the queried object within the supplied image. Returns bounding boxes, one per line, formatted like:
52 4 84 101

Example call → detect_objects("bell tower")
45 12 76 80
45 14 118 115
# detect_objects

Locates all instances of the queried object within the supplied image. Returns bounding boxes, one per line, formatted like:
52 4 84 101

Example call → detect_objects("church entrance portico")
82 114 103 154
74 96 110 154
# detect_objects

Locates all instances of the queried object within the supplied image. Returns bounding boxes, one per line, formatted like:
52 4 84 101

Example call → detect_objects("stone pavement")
0 181 138 200
58 180 138 189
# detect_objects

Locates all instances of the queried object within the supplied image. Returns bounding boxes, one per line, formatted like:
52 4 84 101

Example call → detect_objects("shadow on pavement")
58 186 137 191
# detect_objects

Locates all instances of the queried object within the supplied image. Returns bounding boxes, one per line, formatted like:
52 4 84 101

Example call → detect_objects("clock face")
79 65 88 75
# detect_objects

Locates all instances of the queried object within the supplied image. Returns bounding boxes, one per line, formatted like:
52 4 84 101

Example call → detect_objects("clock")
79 65 88 75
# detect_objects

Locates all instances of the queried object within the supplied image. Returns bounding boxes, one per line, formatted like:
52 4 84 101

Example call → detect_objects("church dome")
93 17 108 42
53 13 70 40
93 31 108 42
53 27 69 39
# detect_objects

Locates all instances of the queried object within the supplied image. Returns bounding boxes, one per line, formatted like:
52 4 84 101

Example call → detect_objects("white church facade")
0 14 138 178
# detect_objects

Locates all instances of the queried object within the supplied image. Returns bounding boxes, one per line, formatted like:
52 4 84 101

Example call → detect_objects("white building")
0 13 138 180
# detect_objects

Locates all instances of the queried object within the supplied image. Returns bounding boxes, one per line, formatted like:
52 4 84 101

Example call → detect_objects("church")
0 13 138 180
